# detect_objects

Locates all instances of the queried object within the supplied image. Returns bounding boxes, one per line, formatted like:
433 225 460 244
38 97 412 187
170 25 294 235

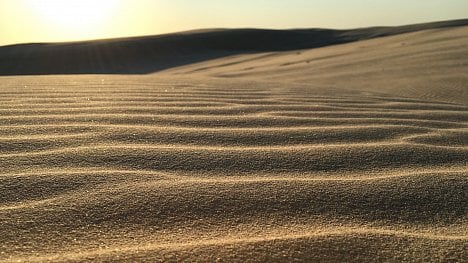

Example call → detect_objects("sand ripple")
0 76 466 262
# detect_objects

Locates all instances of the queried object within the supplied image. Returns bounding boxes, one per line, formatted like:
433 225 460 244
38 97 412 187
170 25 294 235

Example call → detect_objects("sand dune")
1 22 467 262
1 19 468 75
165 25 468 105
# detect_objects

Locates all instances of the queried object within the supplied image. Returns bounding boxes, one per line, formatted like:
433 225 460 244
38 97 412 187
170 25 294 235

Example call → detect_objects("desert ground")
0 22 467 262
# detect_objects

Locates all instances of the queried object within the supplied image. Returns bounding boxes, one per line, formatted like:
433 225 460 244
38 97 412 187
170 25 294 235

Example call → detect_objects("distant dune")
0 20 467 262
0 19 468 75
164 24 468 105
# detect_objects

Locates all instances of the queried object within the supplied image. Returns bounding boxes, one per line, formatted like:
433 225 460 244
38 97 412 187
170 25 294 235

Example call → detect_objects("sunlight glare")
26 0 121 36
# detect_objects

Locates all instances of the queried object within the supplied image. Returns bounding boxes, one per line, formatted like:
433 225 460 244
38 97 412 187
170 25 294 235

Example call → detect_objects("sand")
0 24 467 262
1 19 467 76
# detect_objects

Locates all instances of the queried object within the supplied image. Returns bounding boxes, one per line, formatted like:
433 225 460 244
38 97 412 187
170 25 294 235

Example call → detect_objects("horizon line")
2 17 467 48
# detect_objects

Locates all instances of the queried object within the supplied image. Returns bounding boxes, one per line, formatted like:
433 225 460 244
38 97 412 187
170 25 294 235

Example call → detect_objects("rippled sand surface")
1 26 467 262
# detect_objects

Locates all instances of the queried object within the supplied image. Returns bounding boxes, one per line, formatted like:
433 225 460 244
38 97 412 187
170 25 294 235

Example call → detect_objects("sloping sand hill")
165 25 468 105
0 24 467 262
1 19 467 75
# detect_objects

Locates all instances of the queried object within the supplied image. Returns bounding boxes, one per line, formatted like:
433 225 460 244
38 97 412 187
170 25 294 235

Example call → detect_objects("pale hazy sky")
1 0 467 46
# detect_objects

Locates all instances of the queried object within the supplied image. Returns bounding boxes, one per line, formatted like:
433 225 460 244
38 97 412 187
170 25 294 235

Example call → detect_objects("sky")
1 0 467 46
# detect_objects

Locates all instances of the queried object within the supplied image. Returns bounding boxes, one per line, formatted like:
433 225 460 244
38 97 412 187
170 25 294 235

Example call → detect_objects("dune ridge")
1 19 468 75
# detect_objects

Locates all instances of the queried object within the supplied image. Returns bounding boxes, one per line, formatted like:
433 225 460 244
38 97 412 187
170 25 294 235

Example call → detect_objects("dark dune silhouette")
1 19 467 75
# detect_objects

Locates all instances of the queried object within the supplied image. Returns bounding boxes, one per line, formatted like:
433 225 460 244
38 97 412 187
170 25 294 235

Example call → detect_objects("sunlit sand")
0 21 467 262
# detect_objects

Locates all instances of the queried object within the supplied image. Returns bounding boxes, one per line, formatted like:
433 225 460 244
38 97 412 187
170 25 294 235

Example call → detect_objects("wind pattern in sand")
0 74 466 262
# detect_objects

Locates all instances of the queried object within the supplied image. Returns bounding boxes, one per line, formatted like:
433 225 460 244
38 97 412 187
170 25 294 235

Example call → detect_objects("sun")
26 0 121 39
